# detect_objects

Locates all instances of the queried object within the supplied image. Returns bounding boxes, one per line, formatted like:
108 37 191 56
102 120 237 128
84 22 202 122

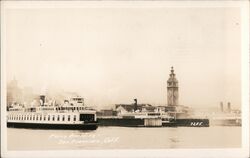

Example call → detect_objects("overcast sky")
5 6 241 108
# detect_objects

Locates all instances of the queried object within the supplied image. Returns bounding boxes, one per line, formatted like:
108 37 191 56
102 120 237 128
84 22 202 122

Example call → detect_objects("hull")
98 118 209 127
163 119 209 127
97 118 145 127
7 122 98 130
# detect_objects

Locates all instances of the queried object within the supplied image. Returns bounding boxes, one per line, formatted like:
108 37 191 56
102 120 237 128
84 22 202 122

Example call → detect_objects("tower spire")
171 66 174 73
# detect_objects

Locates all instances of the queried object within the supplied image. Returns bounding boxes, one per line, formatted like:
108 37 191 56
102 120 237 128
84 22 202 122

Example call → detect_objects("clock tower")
167 67 179 106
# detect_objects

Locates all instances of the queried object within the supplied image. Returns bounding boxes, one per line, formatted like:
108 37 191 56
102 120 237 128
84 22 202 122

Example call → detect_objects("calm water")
7 126 241 150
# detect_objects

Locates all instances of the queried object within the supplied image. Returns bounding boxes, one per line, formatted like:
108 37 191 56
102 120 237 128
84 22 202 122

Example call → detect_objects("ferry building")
166 67 190 118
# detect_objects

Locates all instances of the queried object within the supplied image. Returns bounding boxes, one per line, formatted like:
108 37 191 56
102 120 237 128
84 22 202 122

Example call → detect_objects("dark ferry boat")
7 96 98 130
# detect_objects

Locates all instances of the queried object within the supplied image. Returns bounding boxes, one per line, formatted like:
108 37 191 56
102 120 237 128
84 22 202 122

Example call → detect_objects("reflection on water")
7 126 241 150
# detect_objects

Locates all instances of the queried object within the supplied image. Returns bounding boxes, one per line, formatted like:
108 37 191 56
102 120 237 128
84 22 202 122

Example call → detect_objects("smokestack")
40 95 45 106
220 102 223 112
134 98 137 111
227 102 231 113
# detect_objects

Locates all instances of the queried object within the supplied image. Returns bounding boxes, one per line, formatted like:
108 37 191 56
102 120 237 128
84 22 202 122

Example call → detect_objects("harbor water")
7 126 241 150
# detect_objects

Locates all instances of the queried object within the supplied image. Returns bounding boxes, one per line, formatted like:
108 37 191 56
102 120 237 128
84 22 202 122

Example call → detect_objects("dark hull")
7 122 98 130
98 118 209 127
162 119 209 127
97 118 145 127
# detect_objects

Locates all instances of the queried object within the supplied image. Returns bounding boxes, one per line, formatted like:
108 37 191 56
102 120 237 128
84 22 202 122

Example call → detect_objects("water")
7 126 241 150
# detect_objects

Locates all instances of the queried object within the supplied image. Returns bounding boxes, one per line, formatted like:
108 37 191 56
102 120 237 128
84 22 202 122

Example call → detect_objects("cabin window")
74 115 76 121
57 115 60 121
68 115 70 121
30 116 32 120
33 116 35 120
52 116 55 121
62 116 65 121
36 115 39 120
48 115 50 121
79 114 94 122
40 116 42 121
44 116 46 121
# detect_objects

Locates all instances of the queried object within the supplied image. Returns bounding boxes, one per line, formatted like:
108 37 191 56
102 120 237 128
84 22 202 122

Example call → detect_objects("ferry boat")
97 111 209 127
7 96 98 130
97 111 168 127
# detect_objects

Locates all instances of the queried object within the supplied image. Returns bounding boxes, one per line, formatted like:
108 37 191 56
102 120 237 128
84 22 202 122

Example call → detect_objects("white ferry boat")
7 96 98 130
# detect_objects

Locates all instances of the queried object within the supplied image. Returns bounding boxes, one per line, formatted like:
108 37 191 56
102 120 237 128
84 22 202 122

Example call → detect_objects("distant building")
7 78 23 106
167 66 179 106
166 67 191 118
115 103 155 113
7 78 37 106
96 109 117 116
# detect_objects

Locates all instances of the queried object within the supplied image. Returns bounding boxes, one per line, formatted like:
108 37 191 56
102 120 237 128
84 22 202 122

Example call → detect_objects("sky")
5 6 241 108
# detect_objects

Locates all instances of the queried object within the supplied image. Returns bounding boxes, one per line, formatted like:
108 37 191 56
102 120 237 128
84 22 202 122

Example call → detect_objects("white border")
1 1 249 158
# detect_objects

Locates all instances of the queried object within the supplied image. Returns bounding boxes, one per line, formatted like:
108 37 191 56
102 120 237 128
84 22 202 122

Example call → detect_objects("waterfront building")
115 103 155 113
